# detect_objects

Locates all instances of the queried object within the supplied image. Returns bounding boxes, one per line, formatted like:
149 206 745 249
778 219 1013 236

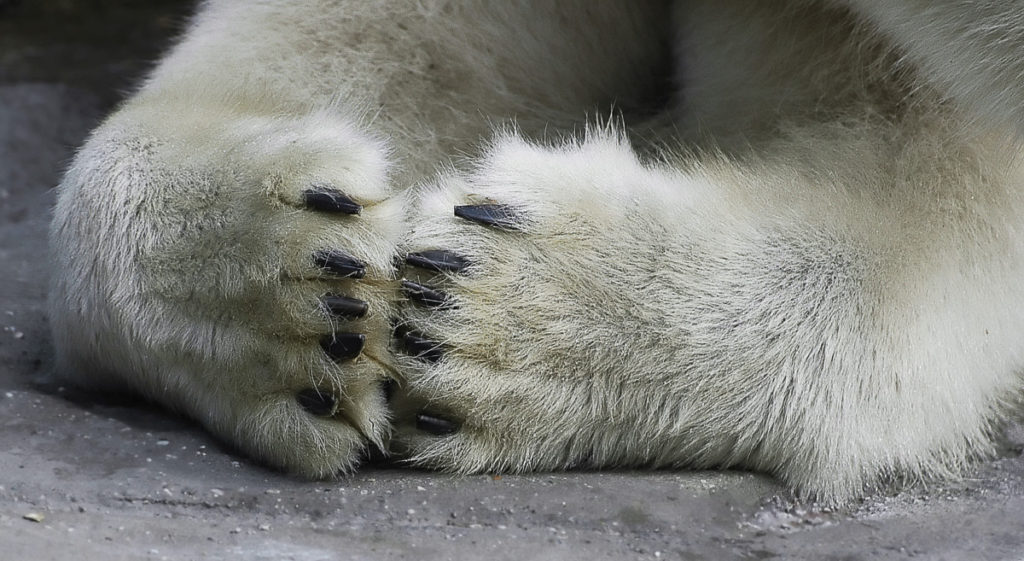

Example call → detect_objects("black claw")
321 332 366 361
303 188 362 214
361 441 389 464
390 318 409 339
296 388 337 417
401 280 450 308
382 379 396 403
405 250 469 273
416 413 459 435
402 332 444 363
323 294 369 319
314 250 366 278
454 204 521 230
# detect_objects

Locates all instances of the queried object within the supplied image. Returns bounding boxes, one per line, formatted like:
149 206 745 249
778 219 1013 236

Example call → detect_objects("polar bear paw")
50 109 404 477
390 133 685 472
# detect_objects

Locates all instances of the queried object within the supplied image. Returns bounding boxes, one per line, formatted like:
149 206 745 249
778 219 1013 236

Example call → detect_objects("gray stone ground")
2 2 1023 559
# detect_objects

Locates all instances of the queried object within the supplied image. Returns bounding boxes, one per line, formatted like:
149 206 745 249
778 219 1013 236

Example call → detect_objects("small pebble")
23 513 44 523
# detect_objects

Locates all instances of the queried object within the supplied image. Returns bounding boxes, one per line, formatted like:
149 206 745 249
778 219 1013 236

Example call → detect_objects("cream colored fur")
49 0 1024 502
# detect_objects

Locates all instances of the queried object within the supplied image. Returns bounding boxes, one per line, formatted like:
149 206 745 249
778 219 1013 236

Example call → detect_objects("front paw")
50 109 404 477
389 134 688 472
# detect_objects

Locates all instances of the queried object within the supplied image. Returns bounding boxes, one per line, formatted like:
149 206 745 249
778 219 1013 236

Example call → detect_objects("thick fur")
49 0 1024 502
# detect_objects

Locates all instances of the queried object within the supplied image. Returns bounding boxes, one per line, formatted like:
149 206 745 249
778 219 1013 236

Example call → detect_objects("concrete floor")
2 2 1023 559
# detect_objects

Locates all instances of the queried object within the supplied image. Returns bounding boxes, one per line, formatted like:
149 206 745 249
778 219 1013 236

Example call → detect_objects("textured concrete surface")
2 2 1024 559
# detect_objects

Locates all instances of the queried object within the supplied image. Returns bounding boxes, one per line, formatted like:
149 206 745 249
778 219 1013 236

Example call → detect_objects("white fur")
49 0 1024 501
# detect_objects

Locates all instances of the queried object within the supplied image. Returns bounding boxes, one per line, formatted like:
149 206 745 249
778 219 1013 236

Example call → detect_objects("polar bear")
49 0 1024 502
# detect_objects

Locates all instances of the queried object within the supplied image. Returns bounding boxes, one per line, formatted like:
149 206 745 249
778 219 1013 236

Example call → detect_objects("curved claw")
296 388 338 417
320 332 366 361
416 412 459 435
401 280 451 308
314 250 366 278
401 332 444 363
454 204 521 230
405 250 470 273
323 294 369 319
303 188 362 214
